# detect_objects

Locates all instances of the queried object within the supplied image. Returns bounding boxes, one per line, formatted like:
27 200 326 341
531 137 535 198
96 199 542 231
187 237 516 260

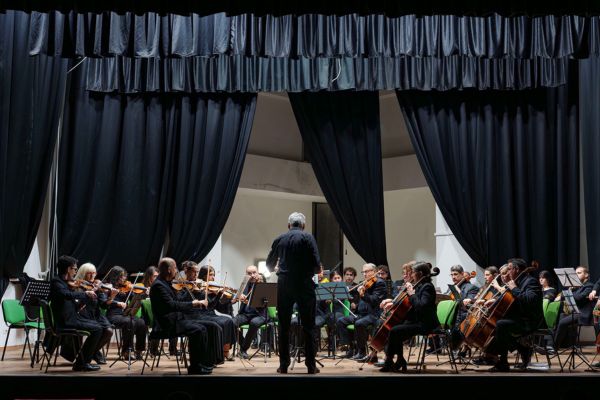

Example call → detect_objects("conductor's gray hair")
288 212 306 227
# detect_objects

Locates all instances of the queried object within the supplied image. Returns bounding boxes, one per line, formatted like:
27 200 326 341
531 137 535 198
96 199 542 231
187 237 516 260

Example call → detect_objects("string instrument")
200 281 238 299
348 275 378 297
118 281 147 294
460 261 539 351
171 280 198 291
369 267 441 352
593 302 600 353
449 271 477 300
68 279 113 292
233 275 251 304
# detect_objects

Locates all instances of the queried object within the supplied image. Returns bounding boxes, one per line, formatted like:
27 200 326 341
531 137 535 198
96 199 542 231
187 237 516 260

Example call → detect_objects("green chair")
2 299 33 361
244 306 279 360
416 300 459 373
530 300 562 368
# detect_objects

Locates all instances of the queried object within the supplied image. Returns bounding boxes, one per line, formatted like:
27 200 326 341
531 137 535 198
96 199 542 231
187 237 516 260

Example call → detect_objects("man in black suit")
49 255 103 371
554 265 595 348
267 212 321 374
336 263 387 362
487 258 543 372
448 264 479 352
150 257 212 375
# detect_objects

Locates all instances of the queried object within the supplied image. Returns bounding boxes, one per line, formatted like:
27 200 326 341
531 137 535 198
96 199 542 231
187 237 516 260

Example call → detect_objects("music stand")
558 288 595 371
555 268 582 289
20 280 51 367
315 282 353 360
248 283 277 363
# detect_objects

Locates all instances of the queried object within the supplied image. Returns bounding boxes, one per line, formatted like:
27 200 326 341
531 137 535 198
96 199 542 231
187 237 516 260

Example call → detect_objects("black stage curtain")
165 93 256 263
83 54 570 93
29 12 600 59
3 1 600 16
57 67 173 274
0 10 68 296
397 70 579 269
580 57 600 278
289 91 388 266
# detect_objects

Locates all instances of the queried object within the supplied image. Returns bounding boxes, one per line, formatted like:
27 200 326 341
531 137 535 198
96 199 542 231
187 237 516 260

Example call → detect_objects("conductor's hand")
85 290 97 299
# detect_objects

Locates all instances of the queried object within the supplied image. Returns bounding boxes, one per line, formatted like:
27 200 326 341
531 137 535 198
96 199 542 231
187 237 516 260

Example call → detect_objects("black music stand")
20 280 51 367
315 282 353 360
557 288 595 371
248 283 277 363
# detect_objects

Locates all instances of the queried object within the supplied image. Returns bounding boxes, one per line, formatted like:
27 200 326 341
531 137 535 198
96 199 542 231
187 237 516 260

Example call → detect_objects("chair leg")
1 327 11 361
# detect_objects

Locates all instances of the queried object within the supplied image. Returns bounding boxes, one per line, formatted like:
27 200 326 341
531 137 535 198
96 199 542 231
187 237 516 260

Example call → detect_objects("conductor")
267 212 321 374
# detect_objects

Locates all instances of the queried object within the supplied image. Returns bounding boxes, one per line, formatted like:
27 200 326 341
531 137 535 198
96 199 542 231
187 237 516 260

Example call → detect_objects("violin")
118 281 147 294
348 275 377 296
68 279 113 292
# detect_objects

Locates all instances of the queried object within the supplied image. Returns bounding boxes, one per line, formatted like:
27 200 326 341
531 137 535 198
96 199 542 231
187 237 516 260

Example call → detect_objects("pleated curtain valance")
84 54 570 93
29 12 600 59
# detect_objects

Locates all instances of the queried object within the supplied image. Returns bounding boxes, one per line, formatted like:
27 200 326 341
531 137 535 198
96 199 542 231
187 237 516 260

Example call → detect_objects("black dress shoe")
93 354 107 365
379 362 399 373
277 366 288 374
188 365 213 375
239 350 250 359
394 359 408 373
73 363 101 372
489 361 510 372
307 366 320 374
343 350 354 358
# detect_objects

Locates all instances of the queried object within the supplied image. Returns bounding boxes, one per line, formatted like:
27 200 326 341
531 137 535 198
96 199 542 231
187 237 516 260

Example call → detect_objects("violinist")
197 264 236 361
379 262 438 373
554 266 594 349
343 267 360 312
73 263 117 364
142 266 159 293
336 263 386 362
49 256 103 371
104 266 148 360
448 265 479 353
150 257 212 375
487 258 543 372
232 265 265 360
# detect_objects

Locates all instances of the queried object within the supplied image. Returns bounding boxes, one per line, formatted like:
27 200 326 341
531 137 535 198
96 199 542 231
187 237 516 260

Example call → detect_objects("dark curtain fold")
289 91 388 266
397 67 579 269
28 12 600 59
83 54 570 93
580 57 600 278
0 10 68 296
165 93 257 263
57 65 174 274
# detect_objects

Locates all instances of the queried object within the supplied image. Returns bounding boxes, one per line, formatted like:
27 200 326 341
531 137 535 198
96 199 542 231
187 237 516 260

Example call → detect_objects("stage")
0 345 598 400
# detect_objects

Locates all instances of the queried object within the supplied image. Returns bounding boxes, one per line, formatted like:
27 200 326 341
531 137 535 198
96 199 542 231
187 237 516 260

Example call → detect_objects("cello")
369 267 440 352
461 261 539 351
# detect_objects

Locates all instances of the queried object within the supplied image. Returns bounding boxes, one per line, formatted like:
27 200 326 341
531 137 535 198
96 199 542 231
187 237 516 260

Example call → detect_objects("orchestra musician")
539 270 558 301
379 261 439 373
267 212 321 374
73 263 117 365
150 257 213 375
376 265 394 299
486 258 543 372
49 256 104 371
343 267 360 312
449 265 479 352
232 265 266 359
336 263 386 362
104 266 147 360
554 266 594 349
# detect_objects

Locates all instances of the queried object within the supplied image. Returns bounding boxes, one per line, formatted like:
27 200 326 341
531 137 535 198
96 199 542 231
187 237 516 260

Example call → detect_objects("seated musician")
486 258 543 372
49 256 104 371
150 257 213 375
73 263 117 364
232 265 266 359
343 267 360 313
392 261 415 297
469 266 501 366
379 262 439 373
104 266 147 360
449 265 479 352
141 265 162 356
376 265 394 299
554 266 594 349
336 263 386 362
539 270 558 301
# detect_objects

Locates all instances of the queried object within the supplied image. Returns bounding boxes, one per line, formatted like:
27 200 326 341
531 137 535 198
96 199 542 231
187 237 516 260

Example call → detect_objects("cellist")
487 258 543 372
448 265 479 353
379 262 439 373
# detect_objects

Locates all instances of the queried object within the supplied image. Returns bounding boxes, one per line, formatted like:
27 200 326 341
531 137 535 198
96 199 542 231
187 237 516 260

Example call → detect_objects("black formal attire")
336 277 387 357
488 274 543 364
106 290 147 354
267 226 321 371
554 280 594 348
79 289 113 361
49 277 103 366
385 281 438 365
232 282 267 352
150 277 212 373
449 281 479 349
176 288 226 366
543 287 558 301
391 280 405 298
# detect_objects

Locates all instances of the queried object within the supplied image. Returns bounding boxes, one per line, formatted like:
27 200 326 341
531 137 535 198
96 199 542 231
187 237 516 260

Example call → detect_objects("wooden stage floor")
0 345 599 400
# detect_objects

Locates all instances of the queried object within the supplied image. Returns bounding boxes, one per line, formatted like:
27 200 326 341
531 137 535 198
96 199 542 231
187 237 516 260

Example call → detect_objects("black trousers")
277 276 316 369
386 321 428 361
336 314 379 354
184 311 225 365
62 319 103 364
176 319 211 369
233 313 266 351
487 318 528 360
554 314 580 349
108 314 147 352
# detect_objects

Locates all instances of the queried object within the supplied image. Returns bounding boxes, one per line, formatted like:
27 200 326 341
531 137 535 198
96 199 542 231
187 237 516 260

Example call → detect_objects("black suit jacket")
572 281 594 325
49 276 89 329
150 278 194 336
357 278 386 317
456 281 479 321
509 274 544 331
407 281 439 331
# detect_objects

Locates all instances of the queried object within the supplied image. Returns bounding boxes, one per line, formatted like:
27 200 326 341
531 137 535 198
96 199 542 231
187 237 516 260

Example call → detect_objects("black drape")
165 93 257 263
397 70 579 269
580 57 600 278
57 65 174 274
289 91 388 266
0 10 68 296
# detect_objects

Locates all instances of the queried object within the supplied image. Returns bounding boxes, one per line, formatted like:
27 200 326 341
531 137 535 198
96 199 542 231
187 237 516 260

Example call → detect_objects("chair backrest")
544 300 562 330
343 299 351 317
38 300 56 333
267 306 277 320
140 299 153 327
436 300 459 329
2 299 26 325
